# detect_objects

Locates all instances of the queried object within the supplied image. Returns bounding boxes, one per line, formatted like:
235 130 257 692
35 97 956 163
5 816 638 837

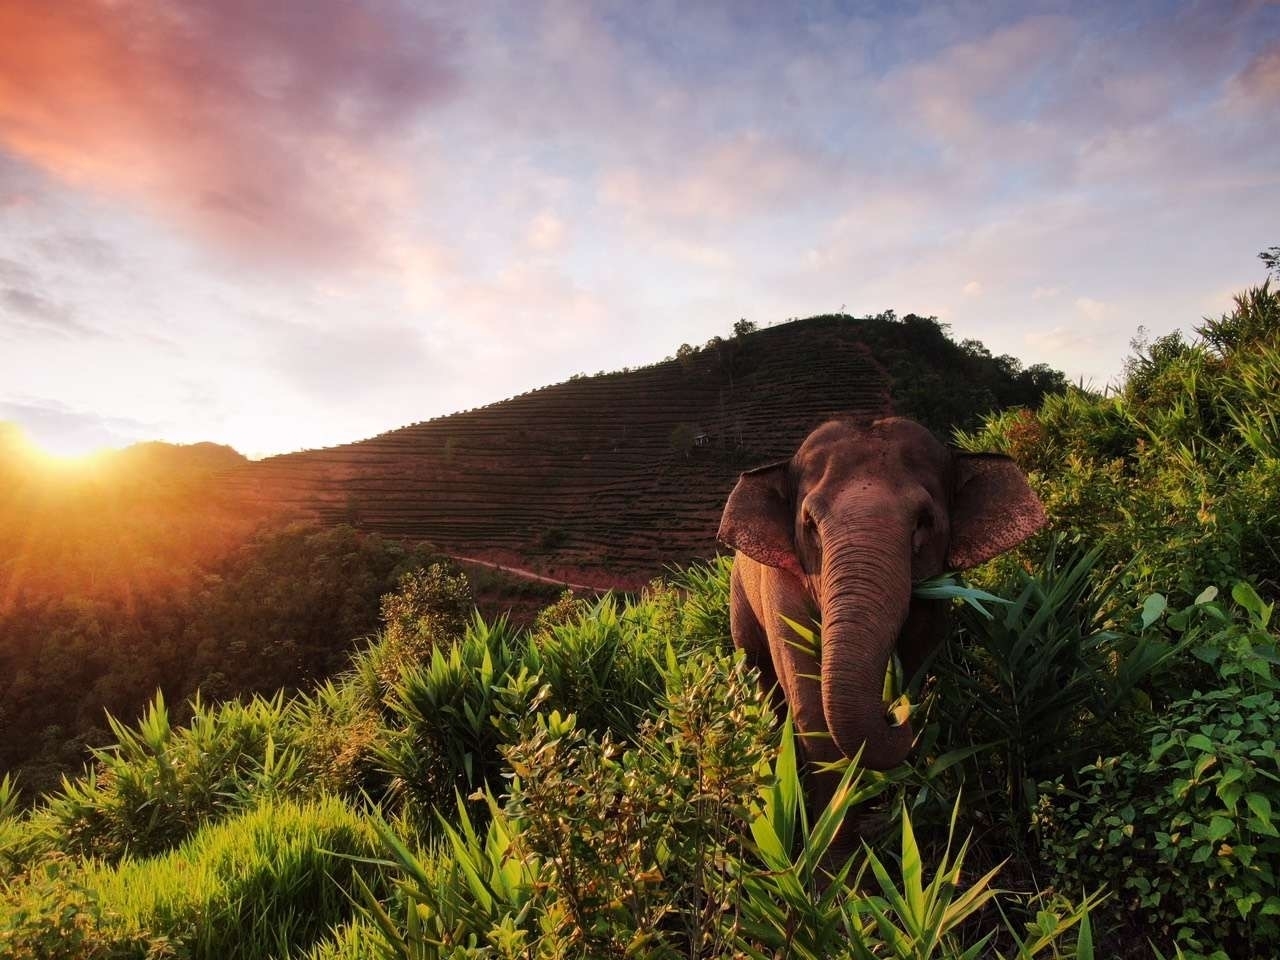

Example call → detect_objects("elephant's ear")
717 461 804 579
947 453 1047 571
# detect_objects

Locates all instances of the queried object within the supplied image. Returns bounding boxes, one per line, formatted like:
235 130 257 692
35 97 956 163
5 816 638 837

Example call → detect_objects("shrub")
0 773 32 878
927 539 1191 851
302 919 386 960
525 593 667 739
358 646 1097 959
290 678 390 801
530 589 585 632
361 562 474 697
1037 585 1280 958
672 556 735 653
374 584 710 828
35 691 299 861
958 281 1280 600
504 650 776 957
375 614 527 819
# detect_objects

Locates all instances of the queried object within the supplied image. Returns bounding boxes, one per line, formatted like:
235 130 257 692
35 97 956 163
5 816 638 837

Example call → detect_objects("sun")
3 426 113 473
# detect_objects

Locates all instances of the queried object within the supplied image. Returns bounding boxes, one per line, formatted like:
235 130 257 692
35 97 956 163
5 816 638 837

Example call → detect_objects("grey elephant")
717 417 1045 811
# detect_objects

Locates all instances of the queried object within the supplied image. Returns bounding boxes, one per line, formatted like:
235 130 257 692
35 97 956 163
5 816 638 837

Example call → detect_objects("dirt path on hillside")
447 555 613 593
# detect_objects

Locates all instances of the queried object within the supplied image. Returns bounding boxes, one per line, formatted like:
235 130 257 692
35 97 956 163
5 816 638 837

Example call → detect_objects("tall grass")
33 691 299 861
85 796 381 960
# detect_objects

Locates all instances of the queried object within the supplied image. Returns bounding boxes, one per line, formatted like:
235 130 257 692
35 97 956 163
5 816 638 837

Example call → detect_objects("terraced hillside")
224 314 1061 588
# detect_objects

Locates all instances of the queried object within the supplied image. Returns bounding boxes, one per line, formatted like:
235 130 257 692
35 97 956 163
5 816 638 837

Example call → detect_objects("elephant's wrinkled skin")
718 417 1045 812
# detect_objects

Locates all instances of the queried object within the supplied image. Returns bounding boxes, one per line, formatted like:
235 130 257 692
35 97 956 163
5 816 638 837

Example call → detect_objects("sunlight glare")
9 427 114 473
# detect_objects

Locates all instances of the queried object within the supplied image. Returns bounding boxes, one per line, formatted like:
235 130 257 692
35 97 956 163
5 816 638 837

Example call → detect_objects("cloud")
1228 38 1280 111
33 233 119 271
1032 286 1061 300
599 133 838 225
878 16 1073 152
0 0 456 266
0 285 99 339
268 317 436 403
0 257 33 287
962 280 983 296
659 238 734 270
525 212 568 254
1074 297 1110 323
1023 324 1097 354
0 398 156 453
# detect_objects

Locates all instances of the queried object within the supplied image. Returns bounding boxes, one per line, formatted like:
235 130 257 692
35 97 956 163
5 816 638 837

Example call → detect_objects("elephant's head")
717 417 1045 769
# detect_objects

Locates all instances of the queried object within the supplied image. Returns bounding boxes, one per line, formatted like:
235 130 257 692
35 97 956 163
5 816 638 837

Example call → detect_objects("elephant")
717 416 1045 813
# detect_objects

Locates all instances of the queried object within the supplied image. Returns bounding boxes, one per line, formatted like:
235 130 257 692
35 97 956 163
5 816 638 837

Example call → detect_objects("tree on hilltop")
1260 245 1279 280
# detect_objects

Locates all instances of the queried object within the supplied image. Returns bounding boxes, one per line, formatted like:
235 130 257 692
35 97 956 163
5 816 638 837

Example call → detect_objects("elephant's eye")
801 509 820 543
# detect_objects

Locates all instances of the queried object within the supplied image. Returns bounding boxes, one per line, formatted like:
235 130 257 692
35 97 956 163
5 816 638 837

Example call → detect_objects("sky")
1 1 1277 459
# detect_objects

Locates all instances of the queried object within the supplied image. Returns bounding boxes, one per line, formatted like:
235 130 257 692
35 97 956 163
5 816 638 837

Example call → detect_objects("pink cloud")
599 133 837 224
1229 38 1280 110
0 0 456 266
879 16 1073 147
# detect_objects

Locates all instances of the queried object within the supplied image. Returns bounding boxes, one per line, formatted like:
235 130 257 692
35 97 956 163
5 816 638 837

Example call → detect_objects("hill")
225 313 1064 588
0 437 259 610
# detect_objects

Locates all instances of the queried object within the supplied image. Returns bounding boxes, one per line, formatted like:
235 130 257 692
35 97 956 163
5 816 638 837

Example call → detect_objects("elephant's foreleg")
730 562 783 710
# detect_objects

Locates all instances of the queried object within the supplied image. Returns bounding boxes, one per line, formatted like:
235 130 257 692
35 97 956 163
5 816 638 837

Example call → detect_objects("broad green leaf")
912 574 1011 618
1141 593 1167 628
1232 581 1272 626
1186 734 1214 753
1195 585 1219 605
1193 753 1218 779
1207 816 1234 842
1245 792 1272 824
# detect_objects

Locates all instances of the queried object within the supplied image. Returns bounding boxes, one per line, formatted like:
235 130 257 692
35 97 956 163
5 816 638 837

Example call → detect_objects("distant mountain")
0 432 246 481
108 440 247 477
224 313 1065 588
0 435 259 609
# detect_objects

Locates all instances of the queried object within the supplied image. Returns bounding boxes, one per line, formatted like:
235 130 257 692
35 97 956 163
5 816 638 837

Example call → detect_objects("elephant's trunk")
819 512 915 770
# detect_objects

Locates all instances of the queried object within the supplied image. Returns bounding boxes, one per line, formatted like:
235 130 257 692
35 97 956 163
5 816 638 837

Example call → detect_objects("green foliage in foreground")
358 688 1096 960
0 561 1097 960
1037 585 1280 959
947 275 1280 958
32 691 300 862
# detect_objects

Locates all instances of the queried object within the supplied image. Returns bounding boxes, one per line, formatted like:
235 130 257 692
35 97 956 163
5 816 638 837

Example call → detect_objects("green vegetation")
936 276 1280 957
0 563 1097 959
2 270 1277 957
